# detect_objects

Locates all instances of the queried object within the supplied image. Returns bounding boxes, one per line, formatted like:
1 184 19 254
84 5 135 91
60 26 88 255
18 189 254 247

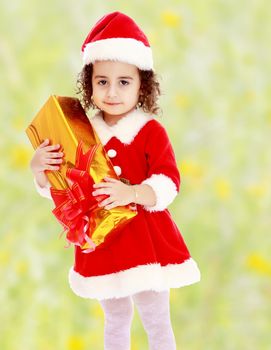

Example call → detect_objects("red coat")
34 108 200 300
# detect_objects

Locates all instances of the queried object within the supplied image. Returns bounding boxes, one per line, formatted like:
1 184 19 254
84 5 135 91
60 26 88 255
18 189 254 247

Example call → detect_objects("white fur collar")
90 108 154 145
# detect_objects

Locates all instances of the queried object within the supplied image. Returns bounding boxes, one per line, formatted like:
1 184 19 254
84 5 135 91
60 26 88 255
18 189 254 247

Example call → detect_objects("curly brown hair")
75 63 161 115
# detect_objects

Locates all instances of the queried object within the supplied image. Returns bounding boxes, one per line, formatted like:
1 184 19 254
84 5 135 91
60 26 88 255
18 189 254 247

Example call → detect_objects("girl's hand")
92 177 134 210
30 139 64 174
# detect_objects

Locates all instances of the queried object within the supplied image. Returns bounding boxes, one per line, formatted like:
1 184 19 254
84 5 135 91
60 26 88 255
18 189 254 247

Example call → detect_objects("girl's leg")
99 296 134 350
132 290 176 350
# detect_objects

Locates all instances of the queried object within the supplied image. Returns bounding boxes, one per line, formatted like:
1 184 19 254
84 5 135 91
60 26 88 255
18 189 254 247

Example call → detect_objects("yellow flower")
10 145 32 169
179 160 204 179
15 260 29 275
178 160 204 190
246 253 271 276
67 335 85 350
174 93 190 109
214 178 231 199
245 182 268 197
161 10 181 28
0 251 10 265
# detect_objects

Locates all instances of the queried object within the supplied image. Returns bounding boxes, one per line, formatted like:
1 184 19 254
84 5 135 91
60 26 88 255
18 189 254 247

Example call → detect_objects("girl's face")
92 60 141 119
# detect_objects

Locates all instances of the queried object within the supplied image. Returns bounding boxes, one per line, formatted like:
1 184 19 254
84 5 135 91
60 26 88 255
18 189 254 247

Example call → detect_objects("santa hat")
81 11 153 70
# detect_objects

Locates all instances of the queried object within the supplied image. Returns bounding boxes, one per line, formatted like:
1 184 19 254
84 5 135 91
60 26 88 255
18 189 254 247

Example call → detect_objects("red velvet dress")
34 108 200 300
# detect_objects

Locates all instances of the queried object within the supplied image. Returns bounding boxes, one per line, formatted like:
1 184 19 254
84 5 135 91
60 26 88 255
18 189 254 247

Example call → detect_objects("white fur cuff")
33 177 52 200
140 173 178 212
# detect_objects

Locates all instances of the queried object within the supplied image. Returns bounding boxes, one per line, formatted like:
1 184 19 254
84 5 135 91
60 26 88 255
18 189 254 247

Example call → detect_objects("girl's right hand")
30 138 64 174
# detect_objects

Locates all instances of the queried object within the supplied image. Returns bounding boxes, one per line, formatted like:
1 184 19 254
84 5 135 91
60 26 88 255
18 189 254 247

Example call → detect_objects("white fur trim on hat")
141 173 178 212
82 38 153 70
33 177 52 200
68 258 201 300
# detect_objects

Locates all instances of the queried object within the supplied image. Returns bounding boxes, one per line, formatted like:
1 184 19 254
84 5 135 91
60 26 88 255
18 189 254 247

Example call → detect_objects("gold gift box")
25 95 137 249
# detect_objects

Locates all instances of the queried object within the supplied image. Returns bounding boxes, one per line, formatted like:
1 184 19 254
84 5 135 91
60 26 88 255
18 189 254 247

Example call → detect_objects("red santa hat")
81 11 153 70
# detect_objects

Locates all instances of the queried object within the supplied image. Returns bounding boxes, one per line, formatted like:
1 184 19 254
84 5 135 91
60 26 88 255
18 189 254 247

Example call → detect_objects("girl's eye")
98 80 107 86
97 80 129 86
120 80 129 86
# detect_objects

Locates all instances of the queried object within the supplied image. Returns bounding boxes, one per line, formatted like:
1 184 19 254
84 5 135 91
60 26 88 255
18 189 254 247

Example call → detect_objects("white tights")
99 290 176 350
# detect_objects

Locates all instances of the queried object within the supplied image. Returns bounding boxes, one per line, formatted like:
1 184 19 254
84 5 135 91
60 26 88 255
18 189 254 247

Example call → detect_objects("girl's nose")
107 84 118 99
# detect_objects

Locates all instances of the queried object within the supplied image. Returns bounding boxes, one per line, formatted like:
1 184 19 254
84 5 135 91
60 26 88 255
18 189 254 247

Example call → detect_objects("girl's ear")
138 93 144 107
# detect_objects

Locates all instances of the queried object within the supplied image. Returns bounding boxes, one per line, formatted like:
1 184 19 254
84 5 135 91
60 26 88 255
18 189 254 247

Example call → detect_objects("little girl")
30 11 201 350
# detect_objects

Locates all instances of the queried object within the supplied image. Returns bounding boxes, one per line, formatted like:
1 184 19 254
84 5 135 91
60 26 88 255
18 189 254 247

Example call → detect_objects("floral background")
1 0 270 349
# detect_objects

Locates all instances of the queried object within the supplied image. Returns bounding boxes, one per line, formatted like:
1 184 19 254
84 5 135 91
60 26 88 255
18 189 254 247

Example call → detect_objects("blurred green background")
1 0 270 349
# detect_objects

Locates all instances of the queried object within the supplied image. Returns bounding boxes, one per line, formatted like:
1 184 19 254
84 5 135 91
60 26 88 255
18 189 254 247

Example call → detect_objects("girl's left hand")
92 177 134 210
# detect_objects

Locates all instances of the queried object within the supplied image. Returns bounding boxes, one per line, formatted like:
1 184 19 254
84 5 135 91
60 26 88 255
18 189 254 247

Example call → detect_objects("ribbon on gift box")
50 140 107 253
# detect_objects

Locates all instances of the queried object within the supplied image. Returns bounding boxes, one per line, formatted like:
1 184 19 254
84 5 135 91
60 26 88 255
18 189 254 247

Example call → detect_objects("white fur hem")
82 38 153 70
33 177 52 200
141 173 178 212
68 258 200 300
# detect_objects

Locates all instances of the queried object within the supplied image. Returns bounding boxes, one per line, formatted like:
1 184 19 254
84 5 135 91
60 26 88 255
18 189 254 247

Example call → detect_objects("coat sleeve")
140 121 180 212
33 176 52 200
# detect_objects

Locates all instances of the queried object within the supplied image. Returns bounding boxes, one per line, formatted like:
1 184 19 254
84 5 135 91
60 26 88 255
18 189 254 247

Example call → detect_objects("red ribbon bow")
50 141 107 253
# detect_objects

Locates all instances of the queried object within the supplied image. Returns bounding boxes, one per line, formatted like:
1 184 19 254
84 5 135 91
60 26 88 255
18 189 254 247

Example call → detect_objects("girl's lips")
104 102 121 105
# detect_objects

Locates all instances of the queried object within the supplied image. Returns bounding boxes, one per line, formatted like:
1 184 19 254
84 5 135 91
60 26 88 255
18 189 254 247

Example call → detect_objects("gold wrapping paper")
25 95 137 249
